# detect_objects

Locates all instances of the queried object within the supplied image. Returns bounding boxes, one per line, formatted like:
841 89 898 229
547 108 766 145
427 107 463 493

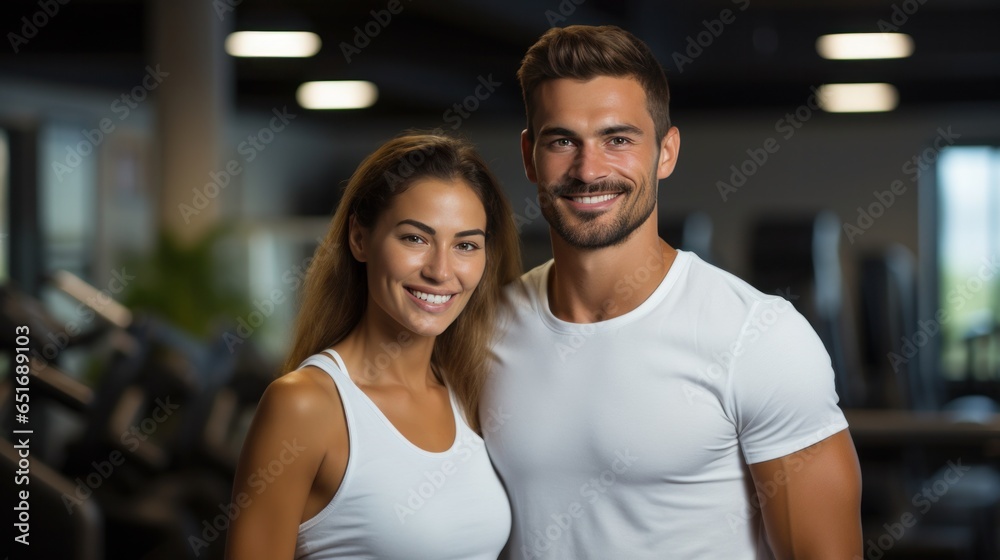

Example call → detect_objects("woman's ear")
348 215 368 262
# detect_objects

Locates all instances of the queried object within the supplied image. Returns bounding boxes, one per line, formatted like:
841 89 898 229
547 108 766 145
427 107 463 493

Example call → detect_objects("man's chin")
553 226 634 251
549 210 654 250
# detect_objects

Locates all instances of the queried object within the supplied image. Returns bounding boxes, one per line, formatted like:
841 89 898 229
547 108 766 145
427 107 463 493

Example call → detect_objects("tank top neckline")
319 348 464 457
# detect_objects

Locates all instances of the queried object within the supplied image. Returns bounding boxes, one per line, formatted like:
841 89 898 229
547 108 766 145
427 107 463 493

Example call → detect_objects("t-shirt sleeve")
727 298 850 465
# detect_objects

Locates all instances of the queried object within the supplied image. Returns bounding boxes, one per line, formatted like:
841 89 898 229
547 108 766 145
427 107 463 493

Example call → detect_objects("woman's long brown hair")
282 131 522 432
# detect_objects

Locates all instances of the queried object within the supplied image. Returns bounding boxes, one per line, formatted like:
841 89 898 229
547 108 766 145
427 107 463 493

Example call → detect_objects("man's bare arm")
748 429 863 559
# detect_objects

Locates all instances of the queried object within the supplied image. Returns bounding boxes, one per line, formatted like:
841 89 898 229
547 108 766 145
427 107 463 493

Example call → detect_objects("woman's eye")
402 235 425 244
456 242 480 252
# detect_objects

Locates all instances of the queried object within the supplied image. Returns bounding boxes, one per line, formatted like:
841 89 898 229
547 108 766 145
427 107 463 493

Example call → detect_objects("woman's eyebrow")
397 220 485 239
397 219 435 234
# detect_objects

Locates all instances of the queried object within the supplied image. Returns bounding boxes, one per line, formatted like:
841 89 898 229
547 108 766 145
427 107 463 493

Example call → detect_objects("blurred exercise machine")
0 272 273 560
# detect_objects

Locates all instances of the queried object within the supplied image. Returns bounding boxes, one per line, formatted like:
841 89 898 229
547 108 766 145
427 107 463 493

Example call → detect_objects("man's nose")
569 143 611 184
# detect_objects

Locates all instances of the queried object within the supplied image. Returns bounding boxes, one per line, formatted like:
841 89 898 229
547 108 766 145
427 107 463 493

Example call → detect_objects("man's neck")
547 220 677 323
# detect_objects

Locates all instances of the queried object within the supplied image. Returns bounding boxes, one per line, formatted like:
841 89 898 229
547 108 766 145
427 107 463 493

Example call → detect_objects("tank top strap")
297 349 353 388
320 349 349 375
447 387 475 435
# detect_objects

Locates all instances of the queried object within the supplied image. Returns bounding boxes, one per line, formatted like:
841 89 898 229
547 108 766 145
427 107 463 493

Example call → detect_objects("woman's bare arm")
225 370 343 560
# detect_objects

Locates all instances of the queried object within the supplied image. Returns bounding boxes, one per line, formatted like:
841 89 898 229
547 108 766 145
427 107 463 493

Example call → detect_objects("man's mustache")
550 179 633 198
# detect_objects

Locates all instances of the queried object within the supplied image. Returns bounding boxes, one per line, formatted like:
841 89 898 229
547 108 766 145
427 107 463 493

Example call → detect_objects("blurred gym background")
1 0 999 558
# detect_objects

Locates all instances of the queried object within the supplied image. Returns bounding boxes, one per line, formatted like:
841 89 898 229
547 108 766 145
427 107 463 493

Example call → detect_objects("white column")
151 0 232 244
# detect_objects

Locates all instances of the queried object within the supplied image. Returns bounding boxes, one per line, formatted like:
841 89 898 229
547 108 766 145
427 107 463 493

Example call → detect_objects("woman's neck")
333 312 438 391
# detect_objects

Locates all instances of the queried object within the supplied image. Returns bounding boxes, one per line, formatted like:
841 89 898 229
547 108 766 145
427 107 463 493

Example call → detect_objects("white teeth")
409 289 453 305
572 193 618 204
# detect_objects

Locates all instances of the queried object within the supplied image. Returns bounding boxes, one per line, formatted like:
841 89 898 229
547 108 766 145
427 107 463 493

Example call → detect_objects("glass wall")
936 146 1000 381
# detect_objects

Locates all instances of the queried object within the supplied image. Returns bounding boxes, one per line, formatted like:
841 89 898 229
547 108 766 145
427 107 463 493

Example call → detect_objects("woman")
226 132 521 559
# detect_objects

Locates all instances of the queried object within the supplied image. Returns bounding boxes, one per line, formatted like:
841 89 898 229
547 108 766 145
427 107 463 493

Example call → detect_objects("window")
934 146 1000 381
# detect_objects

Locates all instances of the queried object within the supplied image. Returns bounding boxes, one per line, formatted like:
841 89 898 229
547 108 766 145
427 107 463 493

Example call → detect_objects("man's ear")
521 129 538 183
348 215 368 263
656 126 681 180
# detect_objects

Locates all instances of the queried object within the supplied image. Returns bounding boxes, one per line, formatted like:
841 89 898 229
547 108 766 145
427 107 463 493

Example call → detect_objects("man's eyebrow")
537 126 578 138
599 124 644 137
537 125 645 138
398 220 486 239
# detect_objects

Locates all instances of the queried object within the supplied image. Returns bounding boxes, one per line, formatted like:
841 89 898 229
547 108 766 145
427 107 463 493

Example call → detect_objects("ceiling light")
296 81 379 110
816 33 914 60
818 83 899 113
225 31 321 58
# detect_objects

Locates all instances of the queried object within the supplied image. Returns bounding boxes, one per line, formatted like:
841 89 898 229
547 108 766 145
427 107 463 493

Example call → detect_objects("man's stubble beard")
541 172 659 250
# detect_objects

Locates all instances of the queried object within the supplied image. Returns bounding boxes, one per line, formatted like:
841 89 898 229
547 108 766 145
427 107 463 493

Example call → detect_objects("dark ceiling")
2 0 999 120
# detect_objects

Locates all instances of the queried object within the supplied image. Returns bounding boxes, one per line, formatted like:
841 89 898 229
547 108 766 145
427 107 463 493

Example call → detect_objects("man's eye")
610 137 630 146
553 138 572 147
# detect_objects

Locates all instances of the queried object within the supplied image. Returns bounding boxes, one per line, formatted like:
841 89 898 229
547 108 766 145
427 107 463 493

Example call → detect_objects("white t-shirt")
481 250 849 559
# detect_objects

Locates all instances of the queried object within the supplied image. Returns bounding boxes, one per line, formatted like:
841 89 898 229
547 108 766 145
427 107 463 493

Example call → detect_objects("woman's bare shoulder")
258 366 344 424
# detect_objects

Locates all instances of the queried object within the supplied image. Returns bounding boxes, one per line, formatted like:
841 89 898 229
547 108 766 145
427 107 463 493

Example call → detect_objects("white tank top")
294 349 511 559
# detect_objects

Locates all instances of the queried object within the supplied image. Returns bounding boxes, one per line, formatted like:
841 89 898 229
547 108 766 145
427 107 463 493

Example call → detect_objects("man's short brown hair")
517 25 671 142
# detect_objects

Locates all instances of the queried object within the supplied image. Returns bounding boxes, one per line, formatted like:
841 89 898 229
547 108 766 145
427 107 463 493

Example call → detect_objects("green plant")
121 226 246 338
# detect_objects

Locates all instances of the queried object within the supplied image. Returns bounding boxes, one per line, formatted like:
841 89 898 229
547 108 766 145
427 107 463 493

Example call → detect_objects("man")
481 25 862 559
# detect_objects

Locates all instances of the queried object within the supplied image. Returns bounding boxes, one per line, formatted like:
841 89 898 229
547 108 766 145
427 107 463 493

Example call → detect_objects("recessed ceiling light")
818 83 899 113
296 81 379 110
225 31 321 58
816 33 914 60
